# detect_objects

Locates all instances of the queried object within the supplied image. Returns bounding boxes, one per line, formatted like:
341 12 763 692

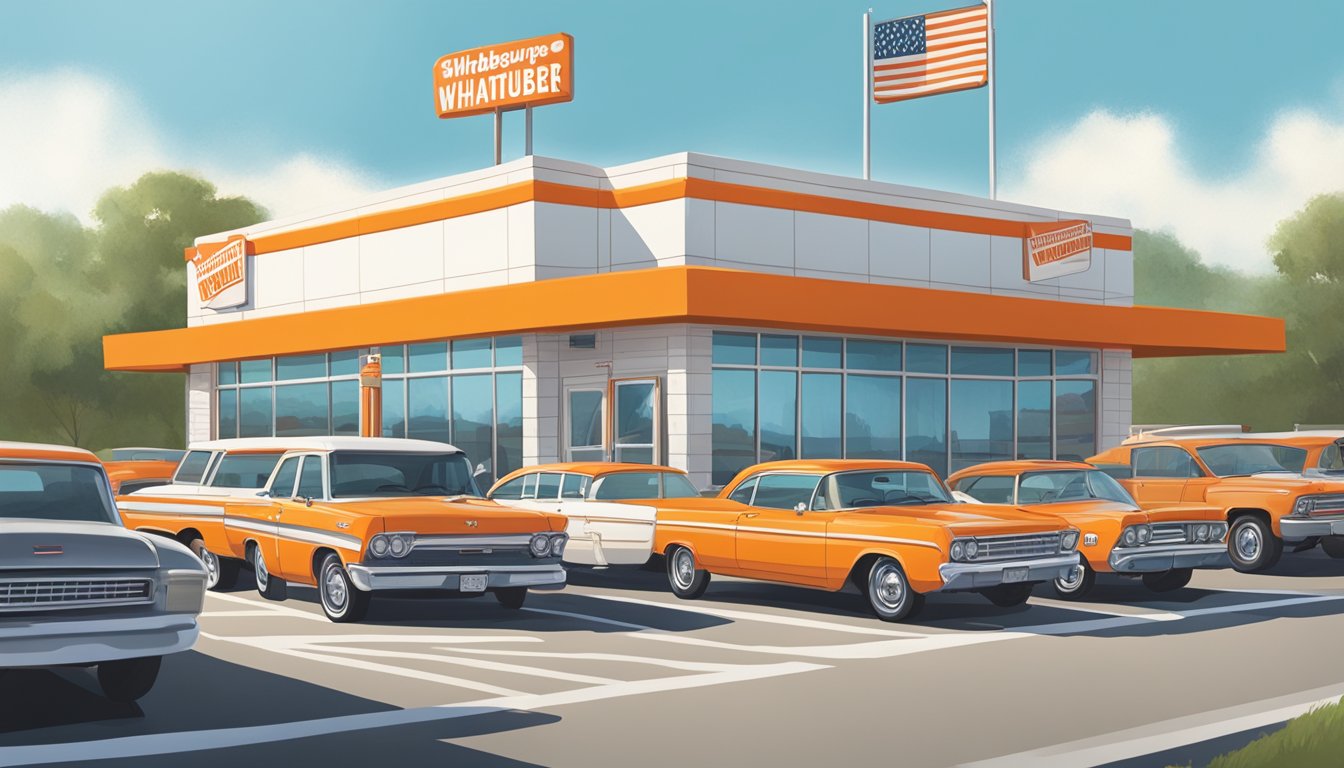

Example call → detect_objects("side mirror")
794 502 807 516
304 496 314 507
256 490 271 498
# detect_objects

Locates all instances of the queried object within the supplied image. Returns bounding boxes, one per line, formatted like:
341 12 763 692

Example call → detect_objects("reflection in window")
217 389 238 439
382 379 406 438
950 379 1013 472
495 336 523 367
759 371 797 462
452 338 492 369
452 373 494 475
1055 351 1097 375
276 354 326 381
381 345 405 375
712 332 756 365
906 378 947 477
906 344 947 374
760 335 798 367
275 383 329 436
218 362 238 386
802 337 842 369
331 381 359 436
240 359 272 384
408 342 448 373
846 375 901 459
951 347 1014 376
239 388 273 437
1017 380 1052 459
330 350 360 377
407 376 449 443
712 369 756 486
800 373 841 459
1018 349 1052 377
495 372 523 477
1055 380 1097 461
847 340 901 371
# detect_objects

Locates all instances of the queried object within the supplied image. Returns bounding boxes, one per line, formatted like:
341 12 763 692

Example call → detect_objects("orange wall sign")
190 235 252 310
434 33 574 119
1023 220 1093 282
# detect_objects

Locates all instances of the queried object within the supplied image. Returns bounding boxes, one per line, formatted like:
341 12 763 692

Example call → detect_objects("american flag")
872 4 989 103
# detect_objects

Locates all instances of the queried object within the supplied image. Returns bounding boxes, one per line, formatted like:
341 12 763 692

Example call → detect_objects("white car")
486 463 700 566
0 442 207 702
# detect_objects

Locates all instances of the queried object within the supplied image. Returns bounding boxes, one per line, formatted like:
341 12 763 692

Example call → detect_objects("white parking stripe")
957 684 1344 768
259 646 527 697
321 645 621 686
443 647 742 673
582 593 931 637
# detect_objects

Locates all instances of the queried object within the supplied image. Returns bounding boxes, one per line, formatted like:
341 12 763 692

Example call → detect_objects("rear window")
594 472 663 500
174 450 214 484
662 473 700 498
209 453 283 489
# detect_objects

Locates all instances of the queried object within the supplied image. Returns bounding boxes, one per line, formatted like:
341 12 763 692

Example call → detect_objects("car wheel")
97 656 162 703
1228 516 1283 573
494 587 527 609
251 544 287 600
1142 568 1193 593
189 538 239 591
865 557 924 622
982 583 1033 608
666 546 711 599
318 553 369 622
1052 561 1096 600
1321 536 1344 559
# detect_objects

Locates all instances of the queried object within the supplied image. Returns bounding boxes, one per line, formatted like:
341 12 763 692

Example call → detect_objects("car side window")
560 474 588 499
534 473 563 500
961 476 1015 504
491 475 529 500
1321 443 1344 471
1133 447 1202 478
270 457 301 497
174 450 213 484
751 474 822 510
727 476 758 504
296 456 325 499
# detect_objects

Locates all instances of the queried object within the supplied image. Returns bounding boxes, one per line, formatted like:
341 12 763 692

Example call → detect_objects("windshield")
110 448 185 462
1196 444 1307 477
1018 470 1136 506
209 453 284 488
330 451 479 498
0 463 117 523
822 470 952 509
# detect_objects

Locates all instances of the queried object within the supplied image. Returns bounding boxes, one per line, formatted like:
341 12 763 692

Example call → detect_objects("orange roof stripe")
185 177 1131 261
103 266 1284 373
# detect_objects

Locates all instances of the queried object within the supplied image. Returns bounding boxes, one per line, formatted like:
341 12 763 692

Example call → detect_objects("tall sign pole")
862 9 872 180
987 0 997 199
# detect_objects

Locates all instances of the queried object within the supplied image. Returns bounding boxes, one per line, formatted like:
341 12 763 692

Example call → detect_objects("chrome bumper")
1108 543 1229 572
937 553 1079 592
346 563 567 592
1280 516 1344 542
0 613 199 668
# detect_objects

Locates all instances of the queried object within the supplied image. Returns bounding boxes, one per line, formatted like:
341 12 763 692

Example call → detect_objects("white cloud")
1005 108 1344 273
0 70 380 223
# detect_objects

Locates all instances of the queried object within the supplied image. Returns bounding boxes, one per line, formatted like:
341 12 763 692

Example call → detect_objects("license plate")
1003 567 1029 584
460 574 488 592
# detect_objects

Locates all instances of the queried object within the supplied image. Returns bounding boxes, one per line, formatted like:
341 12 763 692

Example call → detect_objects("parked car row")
6 426 1344 701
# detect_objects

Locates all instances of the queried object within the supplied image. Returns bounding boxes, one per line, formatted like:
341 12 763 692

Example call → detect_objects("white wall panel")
869 221 931 282
795 212 867 276
444 208 509 278
358 222 445 292
713 202 793 268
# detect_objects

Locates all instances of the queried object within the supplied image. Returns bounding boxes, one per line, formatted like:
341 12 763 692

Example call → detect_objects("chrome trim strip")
412 535 535 549
224 516 363 552
659 520 941 550
1108 543 1230 572
118 501 226 516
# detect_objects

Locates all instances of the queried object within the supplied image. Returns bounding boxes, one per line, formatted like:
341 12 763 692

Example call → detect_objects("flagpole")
862 8 872 180
987 0 997 199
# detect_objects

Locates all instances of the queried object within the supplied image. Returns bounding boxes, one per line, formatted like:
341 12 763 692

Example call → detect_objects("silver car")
0 441 208 702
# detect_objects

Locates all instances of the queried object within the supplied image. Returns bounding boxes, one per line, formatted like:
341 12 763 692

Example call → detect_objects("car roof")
947 460 1095 482
185 437 464 454
498 462 685 479
1125 436 1322 450
735 459 935 476
0 441 99 464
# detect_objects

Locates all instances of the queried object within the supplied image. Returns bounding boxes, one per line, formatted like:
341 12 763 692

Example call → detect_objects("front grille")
1149 523 1189 545
1309 494 1344 515
0 578 154 612
975 533 1060 561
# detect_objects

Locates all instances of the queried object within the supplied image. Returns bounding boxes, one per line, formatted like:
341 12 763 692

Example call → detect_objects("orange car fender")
116 495 233 557
823 538 948 594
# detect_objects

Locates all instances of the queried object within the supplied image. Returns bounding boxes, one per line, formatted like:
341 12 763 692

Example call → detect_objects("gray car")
0 441 208 702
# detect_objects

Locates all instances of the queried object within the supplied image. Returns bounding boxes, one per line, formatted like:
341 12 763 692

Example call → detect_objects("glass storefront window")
1018 349 1052 378
218 362 237 386
451 373 494 473
712 369 756 486
240 359 272 384
408 342 448 373
800 373 841 459
452 338 492 369
331 381 359 435
802 336 842 369
759 371 797 462
951 347 1014 376
495 336 523 367
1017 380 1052 459
275 383 329 436
238 388 273 437
330 350 360 377
760 335 799 367
1056 351 1097 375
906 378 947 477
846 374 901 459
381 345 405 375
906 344 947 374
276 354 326 381
217 389 238 439
407 376 449 443
950 379 1013 472
712 332 756 365
382 379 406 438
847 340 901 372
1056 380 1097 461
495 372 523 477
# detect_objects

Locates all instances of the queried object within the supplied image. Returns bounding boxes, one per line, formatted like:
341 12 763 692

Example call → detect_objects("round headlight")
1061 531 1079 550
1211 523 1226 540
369 535 390 558
1122 527 1137 546
550 534 568 557
1194 524 1210 542
965 539 979 560
1136 525 1152 544
389 534 412 558
529 533 552 557
950 541 965 561
1295 497 1315 516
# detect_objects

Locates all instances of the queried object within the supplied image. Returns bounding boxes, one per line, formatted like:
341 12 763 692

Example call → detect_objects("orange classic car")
101 447 184 495
947 460 1229 598
117 437 568 621
487 462 701 566
1090 435 1344 571
647 460 1080 622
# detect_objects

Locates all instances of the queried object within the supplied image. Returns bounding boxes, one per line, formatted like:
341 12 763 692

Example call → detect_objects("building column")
668 324 714 490
523 334 561 465
1099 349 1133 451
186 364 213 444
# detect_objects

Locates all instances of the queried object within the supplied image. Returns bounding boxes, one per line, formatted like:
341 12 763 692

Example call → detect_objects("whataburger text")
434 33 573 118
1022 220 1093 282
190 236 250 310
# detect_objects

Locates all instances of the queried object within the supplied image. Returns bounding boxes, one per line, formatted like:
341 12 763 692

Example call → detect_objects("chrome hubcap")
254 549 269 588
673 550 695 589
1236 525 1261 560
1057 565 1084 590
871 563 906 610
324 566 347 610
200 549 219 587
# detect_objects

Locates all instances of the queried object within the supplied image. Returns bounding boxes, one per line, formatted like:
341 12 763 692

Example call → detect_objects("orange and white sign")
1023 220 1093 282
433 33 573 119
190 235 251 310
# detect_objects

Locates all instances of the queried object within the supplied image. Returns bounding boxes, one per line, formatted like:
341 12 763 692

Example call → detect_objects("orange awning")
103 266 1285 373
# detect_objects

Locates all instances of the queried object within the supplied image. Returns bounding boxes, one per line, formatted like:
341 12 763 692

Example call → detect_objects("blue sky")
2 0 1343 269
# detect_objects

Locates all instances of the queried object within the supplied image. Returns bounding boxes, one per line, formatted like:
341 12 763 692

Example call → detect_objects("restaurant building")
102 152 1285 489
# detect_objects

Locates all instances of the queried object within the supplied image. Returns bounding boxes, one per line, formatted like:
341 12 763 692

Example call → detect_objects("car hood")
838 503 1068 536
324 497 558 533
0 519 159 571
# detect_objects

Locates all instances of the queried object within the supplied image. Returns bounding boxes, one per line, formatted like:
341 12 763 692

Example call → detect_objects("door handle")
741 512 759 519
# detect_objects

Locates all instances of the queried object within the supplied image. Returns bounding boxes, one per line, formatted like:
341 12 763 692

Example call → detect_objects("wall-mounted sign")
434 33 574 119
1023 220 1093 282
190 235 251 310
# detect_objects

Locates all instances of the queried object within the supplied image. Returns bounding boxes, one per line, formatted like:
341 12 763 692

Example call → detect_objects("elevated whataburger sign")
434 33 574 119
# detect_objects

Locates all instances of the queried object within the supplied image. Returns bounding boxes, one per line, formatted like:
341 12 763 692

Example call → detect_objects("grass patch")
1183 699 1344 768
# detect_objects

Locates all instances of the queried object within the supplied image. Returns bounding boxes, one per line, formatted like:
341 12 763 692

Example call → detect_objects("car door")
1130 446 1202 508
570 472 660 565
228 454 299 572
733 473 828 585
273 453 330 583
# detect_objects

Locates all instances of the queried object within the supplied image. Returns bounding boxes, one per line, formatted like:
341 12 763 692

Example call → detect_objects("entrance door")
611 378 660 465
565 387 606 462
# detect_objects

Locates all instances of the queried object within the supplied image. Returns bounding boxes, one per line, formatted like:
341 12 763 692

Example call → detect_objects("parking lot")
5 552 1344 768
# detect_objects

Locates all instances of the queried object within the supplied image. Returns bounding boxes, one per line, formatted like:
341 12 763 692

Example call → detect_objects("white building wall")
1100 350 1134 451
186 364 213 443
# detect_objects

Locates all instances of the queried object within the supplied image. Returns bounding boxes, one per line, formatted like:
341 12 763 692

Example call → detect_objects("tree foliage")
0 173 264 450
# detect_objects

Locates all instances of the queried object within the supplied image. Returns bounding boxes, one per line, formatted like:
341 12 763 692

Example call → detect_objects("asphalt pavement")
5 551 1344 768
